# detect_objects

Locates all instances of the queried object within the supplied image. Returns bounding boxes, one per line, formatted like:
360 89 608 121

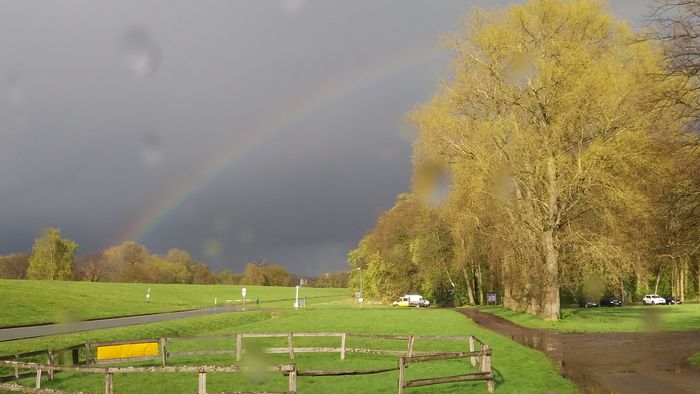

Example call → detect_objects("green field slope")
0 280 349 328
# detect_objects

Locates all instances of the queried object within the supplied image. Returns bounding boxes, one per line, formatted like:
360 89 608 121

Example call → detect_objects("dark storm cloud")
0 1 654 275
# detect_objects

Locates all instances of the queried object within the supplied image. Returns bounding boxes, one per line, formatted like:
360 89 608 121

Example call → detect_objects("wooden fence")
398 346 494 393
0 360 296 394
0 344 85 384
0 332 494 393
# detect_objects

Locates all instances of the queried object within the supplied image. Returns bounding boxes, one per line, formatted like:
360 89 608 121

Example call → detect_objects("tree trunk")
476 264 484 305
654 269 662 295
636 269 648 301
541 156 560 321
503 271 512 309
620 277 625 304
680 259 686 303
542 229 560 321
463 267 476 305
672 266 677 299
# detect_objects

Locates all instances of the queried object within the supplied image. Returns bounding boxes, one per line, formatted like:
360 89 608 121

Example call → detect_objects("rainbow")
118 42 445 244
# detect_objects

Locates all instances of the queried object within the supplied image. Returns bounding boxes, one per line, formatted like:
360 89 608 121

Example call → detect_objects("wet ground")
459 309 700 394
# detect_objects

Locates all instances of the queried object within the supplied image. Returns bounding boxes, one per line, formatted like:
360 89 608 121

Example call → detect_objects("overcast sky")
0 0 653 275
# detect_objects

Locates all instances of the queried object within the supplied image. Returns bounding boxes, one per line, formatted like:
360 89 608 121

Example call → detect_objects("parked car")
642 294 666 305
599 296 622 307
665 296 682 305
579 299 598 308
392 294 430 308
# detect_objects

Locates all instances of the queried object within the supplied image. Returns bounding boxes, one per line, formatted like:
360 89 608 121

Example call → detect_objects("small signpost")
242 288 247 310
487 293 496 305
294 286 299 309
146 288 150 303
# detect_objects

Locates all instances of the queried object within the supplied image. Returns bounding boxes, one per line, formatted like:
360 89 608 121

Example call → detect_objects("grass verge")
476 304 700 332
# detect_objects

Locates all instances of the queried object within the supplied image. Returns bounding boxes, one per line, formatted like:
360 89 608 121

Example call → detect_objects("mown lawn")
0 308 577 393
0 279 349 328
477 303 700 332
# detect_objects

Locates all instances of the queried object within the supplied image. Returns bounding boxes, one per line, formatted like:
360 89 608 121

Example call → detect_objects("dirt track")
458 309 700 394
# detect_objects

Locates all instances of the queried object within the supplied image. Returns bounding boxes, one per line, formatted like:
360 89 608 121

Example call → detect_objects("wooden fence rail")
0 344 86 384
0 360 297 394
398 347 494 394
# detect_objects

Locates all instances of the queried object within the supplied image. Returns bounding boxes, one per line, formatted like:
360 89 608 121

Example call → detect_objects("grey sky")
0 1 653 275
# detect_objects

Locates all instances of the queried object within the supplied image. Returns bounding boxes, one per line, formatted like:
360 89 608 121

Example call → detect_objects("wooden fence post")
406 335 415 357
398 357 405 394
72 348 79 365
35 368 41 389
47 350 54 380
288 365 297 393
469 336 476 367
340 333 347 360
159 337 168 366
104 371 113 394
480 345 494 393
235 334 242 361
198 369 207 394
14 354 19 384
287 333 295 360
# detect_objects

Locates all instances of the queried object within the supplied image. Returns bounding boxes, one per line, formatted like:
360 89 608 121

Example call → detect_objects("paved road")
0 306 259 342
459 308 700 394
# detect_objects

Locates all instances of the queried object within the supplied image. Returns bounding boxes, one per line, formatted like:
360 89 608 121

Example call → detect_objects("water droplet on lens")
428 170 451 208
4 71 26 108
234 228 255 246
139 132 164 168
120 27 161 77
202 239 222 259
282 0 306 15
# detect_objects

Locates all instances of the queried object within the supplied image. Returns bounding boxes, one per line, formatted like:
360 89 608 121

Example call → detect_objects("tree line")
0 227 348 288
348 0 700 320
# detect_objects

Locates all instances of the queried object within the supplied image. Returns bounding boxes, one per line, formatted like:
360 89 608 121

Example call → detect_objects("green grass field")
0 280 349 328
690 352 700 367
0 308 577 393
477 304 700 333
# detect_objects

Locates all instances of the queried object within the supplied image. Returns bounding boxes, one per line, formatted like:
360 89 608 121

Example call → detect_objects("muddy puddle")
458 308 700 394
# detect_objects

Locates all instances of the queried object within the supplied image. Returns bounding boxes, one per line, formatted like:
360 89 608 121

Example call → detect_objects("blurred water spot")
234 228 255 246
417 164 451 208
139 132 164 168
395 118 419 141
427 170 451 207
202 239 222 259
4 71 27 107
505 50 537 87
120 27 161 77
378 143 396 162
3 71 28 132
281 0 306 15
55 309 80 325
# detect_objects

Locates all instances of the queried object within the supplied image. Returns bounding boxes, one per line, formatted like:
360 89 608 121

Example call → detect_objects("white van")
392 294 430 307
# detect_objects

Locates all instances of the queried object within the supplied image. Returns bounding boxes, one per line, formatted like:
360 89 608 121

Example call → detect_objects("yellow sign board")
96 342 159 360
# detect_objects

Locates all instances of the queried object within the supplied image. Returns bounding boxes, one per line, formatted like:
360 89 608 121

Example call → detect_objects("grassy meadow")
0 279 348 328
0 307 577 393
477 304 700 333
